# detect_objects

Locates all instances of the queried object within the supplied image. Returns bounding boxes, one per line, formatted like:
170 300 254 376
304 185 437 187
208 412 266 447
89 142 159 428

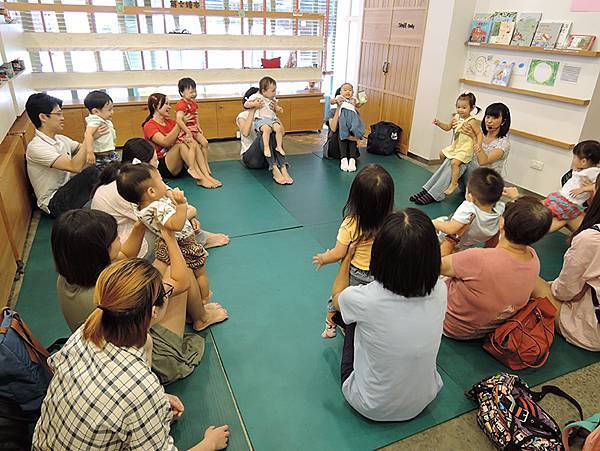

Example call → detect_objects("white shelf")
30 67 323 90
22 33 324 51
0 83 17 142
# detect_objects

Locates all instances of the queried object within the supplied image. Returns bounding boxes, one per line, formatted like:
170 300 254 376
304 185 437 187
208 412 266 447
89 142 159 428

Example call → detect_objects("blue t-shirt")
339 279 447 421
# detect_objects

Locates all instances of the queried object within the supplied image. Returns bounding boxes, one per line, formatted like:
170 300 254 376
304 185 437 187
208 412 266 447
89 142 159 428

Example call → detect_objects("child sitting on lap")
433 168 505 257
83 90 118 169
312 164 395 338
330 83 365 173
244 77 285 154
544 140 600 233
433 92 483 196
117 163 215 321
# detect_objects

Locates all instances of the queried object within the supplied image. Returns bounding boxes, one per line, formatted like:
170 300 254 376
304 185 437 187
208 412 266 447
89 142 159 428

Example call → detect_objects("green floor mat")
206 228 475 451
168 160 300 238
15 218 246 451
170 331 248 451
250 153 463 226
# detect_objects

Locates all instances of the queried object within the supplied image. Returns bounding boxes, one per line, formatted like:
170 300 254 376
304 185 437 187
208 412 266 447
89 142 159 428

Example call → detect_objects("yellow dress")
442 115 476 164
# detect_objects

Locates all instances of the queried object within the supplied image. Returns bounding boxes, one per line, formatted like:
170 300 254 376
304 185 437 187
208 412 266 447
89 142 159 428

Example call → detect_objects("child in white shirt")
83 90 118 169
244 77 285 157
433 167 505 256
543 140 600 233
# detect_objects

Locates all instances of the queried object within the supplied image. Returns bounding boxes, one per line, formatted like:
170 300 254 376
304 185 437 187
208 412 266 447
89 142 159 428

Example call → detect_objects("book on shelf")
488 11 517 44
565 34 596 51
555 22 572 49
490 61 514 87
510 12 542 46
468 13 493 44
531 22 563 48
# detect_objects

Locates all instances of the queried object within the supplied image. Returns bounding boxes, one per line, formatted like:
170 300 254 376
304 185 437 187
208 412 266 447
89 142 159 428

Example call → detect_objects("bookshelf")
459 78 590 105
465 42 600 58
510 128 575 150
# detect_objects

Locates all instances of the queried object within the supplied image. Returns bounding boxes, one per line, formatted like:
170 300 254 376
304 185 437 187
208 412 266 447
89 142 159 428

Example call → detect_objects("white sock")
348 158 356 171
340 158 349 171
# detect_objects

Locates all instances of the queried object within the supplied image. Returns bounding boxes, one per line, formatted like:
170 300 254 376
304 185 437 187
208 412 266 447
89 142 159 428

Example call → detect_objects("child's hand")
432 118 441 127
312 250 329 271
168 188 187 205
275 104 283 113
86 152 96 165
191 218 201 233
185 133 194 144
502 186 520 200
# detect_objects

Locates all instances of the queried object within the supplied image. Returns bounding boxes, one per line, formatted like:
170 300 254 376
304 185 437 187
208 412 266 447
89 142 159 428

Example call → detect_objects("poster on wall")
571 0 600 12
527 59 560 86
465 53 495 78
560 65 582 84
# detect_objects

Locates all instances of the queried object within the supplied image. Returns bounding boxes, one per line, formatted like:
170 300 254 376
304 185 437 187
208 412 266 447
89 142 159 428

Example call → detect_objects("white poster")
560 65 582 84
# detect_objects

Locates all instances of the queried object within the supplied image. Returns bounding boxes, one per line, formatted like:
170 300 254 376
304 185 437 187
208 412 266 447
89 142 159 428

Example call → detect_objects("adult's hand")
461 120 478 139
166 394 184 420
92 124 109 139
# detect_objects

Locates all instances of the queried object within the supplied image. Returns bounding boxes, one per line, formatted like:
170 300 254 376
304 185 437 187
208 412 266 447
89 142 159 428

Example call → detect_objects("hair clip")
132 158 142 165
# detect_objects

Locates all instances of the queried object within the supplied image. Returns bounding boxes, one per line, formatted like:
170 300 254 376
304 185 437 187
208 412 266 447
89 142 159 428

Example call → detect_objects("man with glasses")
25 93 106 218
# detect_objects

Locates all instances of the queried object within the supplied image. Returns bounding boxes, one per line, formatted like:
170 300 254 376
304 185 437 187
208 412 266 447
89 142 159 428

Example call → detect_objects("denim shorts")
254 117 280 132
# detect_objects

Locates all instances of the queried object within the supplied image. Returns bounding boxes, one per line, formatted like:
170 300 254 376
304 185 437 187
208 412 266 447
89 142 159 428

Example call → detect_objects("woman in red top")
142 93 221 188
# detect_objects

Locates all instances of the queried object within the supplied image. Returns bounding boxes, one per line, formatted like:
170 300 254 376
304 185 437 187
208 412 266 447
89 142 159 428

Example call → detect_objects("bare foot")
188 168 202 180
208 176 222 187
276 147 286 155
201 290 214 305
272 166 286 185
193 306 229 331
444 183 458 196
197 178 219 189
280 166 294 185
204 232 230 249
264 148 272 158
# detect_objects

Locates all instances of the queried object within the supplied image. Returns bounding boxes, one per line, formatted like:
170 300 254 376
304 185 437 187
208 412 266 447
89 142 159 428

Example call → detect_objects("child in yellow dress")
433 92 483 195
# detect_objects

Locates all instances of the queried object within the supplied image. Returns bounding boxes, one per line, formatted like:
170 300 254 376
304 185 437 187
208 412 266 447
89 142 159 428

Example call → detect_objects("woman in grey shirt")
411 103 511 205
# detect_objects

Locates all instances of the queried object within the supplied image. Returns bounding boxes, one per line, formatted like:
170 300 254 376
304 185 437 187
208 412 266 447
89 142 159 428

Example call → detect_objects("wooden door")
112 104 149 146
197 101 219 139
358 0 429 154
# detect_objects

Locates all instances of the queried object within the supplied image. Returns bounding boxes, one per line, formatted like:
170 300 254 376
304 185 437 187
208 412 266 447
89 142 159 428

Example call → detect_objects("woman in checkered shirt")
32 257 230 450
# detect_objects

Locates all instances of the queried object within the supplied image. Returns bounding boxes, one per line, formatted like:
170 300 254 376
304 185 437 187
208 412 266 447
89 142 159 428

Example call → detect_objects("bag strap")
0 310 52 373
531 385 584 422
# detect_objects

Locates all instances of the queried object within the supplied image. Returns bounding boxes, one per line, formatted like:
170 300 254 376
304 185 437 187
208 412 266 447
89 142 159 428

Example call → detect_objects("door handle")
382 61 390 74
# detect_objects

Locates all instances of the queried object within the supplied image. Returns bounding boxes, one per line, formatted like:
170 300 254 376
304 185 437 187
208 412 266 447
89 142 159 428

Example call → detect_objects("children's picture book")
488 11 517 44
555 22 572 48
531 22 563 48
565 34 597 50
510 13 542 46
468 13 493 44
527 59 560 86
490 61 514 86
465 53 495 78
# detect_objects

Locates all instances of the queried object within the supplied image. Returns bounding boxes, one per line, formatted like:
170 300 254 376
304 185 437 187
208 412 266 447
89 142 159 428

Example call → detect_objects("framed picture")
526 59 560 86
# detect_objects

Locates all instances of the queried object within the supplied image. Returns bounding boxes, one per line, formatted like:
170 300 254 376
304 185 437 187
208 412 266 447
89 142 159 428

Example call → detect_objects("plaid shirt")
32 329 177 450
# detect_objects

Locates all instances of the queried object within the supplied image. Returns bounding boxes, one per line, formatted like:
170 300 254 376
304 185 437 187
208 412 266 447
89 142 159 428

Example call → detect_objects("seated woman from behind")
331 209 447 421
32 259 229 451
442 197 552 340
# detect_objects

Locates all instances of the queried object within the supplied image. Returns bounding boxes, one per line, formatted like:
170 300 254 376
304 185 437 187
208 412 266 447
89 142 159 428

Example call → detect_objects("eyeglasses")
45 111 64 117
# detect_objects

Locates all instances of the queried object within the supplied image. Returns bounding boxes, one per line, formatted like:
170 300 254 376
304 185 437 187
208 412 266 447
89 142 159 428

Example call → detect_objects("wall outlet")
530 160 544 171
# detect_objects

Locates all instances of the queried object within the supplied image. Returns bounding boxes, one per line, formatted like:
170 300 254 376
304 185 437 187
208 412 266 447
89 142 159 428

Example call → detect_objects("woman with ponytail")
143 93 222 188
33 258 230 451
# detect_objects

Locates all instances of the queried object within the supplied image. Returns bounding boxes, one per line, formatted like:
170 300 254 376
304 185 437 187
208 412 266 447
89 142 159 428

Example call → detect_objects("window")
12 0 338 100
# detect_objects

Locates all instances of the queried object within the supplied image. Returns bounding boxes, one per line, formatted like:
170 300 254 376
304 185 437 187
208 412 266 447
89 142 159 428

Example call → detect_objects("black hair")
371 209 440 297
572 173 600 239
503 196 552 246
178 77 196 95
481 102 511 138
25 92 63 129
122 138 155 163
143 93 167 127
116 163 157 204
457 92 482 115
343 164 395 243
243 87 259 107
51 209 118 287
334 86 341 97
91 138 156 197
572 140 600 165
259 76 277 93
84 90 113 112
467 167 504 205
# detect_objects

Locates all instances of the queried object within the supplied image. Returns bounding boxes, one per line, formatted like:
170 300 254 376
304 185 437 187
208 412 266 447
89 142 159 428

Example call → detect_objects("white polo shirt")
26 130 80 213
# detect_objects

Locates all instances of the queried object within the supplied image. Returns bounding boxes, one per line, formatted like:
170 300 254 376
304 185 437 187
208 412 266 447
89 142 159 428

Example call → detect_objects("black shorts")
157 156 183 179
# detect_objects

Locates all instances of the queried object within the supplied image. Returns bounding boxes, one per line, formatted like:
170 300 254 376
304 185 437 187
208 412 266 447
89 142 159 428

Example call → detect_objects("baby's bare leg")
444 159 462 195
260 124 272 157
273 122 285 154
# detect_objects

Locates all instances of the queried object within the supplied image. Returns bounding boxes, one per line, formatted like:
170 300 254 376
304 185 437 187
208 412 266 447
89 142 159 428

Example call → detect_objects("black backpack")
366 121 402 156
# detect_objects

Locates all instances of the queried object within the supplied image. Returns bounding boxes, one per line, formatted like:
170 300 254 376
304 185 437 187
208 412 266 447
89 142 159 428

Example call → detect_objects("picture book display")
555 22 572 48
531 22 563 48
510 12 542 46
565 34 596 50
469 13 493 43
490 62 514 87
527 59 560 86
488 11 517 45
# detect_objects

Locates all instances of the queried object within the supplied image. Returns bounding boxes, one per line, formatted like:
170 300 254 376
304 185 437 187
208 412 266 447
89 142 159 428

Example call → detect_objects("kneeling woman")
236 87 293 185
33 259 230 450
331 209 447 421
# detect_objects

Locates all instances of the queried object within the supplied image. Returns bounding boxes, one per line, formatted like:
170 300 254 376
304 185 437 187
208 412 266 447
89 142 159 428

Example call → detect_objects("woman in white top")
91 138 229 258
331 209 447 421
236 87 294 184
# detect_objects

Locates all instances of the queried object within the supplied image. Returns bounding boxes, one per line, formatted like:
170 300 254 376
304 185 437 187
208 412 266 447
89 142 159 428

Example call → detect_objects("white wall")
333 0 364 93
410 0 477 161
411 0 600 195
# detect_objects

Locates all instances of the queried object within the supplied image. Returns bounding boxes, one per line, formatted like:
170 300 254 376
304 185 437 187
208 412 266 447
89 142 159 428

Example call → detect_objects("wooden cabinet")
289 96 323 132
197 102 218 139
215 100 243 138
61 108 85 143
112 104 150 146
